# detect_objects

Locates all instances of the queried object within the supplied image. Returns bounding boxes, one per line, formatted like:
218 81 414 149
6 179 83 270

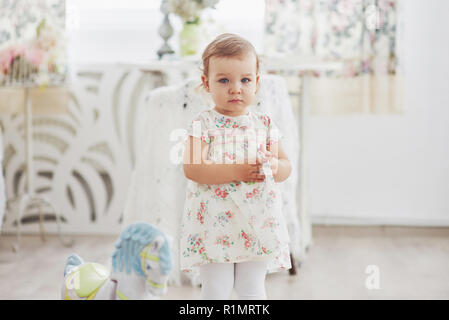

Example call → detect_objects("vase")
157 0 174 59
179 21 202 57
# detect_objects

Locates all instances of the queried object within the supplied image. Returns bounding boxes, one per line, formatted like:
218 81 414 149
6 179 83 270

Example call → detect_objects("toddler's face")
202 52 259 117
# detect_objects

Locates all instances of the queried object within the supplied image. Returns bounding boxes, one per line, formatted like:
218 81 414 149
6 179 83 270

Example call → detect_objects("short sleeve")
266 116 283 147
186 112 211 144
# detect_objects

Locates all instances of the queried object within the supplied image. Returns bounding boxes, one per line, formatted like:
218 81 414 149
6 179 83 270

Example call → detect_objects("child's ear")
255 75 260 93
201 75 210 92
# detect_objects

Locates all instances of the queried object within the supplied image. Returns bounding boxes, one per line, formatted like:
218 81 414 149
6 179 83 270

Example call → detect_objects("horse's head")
112 222 172 297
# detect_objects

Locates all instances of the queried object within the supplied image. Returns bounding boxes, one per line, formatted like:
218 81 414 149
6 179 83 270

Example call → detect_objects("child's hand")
259 149 279 177
234 157 266 183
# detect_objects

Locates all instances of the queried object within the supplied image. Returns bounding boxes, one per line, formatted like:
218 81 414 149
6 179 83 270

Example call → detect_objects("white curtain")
264 0 405 115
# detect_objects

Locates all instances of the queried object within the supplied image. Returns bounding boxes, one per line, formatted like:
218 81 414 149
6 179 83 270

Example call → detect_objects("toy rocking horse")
61 222 172 300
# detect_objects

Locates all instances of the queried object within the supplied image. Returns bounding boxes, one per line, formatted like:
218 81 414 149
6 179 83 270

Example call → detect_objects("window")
66 0 265 64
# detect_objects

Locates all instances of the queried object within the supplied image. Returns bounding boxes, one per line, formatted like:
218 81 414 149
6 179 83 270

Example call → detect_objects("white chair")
123 74 301 286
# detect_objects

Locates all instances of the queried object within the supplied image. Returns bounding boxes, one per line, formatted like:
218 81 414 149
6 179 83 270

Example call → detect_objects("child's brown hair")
201 33 260 77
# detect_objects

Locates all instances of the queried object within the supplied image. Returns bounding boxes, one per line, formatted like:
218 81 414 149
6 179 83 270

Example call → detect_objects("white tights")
199 261 268 300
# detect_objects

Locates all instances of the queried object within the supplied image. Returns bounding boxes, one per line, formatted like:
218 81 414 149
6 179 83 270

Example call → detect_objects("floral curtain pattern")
264 0 404 114
0 0 65 49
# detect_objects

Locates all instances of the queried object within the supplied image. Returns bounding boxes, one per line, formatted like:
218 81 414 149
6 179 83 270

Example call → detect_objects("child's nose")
229 81 242 94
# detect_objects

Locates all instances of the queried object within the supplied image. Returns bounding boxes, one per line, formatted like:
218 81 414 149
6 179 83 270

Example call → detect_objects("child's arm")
183 136 265 185
266 141 292 183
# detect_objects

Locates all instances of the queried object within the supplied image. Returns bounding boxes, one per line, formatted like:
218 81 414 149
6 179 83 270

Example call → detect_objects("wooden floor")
1 225 448 300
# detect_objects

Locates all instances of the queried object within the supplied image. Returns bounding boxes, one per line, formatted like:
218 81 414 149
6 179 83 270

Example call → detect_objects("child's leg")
199 263 234 299
234 261 268 300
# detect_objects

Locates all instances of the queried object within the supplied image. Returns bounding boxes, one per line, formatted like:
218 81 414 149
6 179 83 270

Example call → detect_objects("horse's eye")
146 264 151 270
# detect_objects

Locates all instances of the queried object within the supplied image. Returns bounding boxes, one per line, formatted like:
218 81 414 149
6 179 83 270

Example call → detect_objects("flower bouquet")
167 0 219 24
0 18 67 87
167 0 219 56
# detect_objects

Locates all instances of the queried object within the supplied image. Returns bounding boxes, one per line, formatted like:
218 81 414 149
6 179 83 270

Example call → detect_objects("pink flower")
214 188 228 199
0 44 25 74
24 45 44 68
11 44 25 57
0 49 13 74
260 116 270 127
197 211 204 224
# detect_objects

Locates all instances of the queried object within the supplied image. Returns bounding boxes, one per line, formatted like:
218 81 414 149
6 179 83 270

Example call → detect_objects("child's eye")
218 78 229 84
241 78 251 83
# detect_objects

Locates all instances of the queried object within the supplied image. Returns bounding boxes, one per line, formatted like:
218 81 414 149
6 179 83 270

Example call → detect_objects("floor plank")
1 225 448 300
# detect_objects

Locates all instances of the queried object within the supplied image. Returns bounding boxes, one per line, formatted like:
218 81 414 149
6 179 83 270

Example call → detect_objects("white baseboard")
312 215 449 227
2 216 448 237
0 224 122 237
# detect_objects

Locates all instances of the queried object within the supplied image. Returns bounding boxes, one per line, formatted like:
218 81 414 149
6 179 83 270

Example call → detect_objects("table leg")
298 74 313 261
12 87 74 252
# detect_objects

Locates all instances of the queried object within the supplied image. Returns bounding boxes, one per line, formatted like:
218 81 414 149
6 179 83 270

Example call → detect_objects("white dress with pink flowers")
180 108 291 274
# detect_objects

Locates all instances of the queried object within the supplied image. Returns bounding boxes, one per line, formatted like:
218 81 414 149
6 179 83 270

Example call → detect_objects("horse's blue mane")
111 222 172 277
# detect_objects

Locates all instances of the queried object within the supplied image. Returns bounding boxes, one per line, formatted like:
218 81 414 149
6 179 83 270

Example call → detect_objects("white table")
0 86 74 251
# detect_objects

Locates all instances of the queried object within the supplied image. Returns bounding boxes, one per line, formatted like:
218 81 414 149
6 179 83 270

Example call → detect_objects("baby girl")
181 33 292 300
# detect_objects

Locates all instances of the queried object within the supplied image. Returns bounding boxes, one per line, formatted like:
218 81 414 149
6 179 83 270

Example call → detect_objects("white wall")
309 0 449 226
65 0 449 227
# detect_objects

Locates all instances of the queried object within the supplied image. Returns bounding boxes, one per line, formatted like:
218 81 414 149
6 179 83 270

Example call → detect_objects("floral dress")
180 108 291 274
